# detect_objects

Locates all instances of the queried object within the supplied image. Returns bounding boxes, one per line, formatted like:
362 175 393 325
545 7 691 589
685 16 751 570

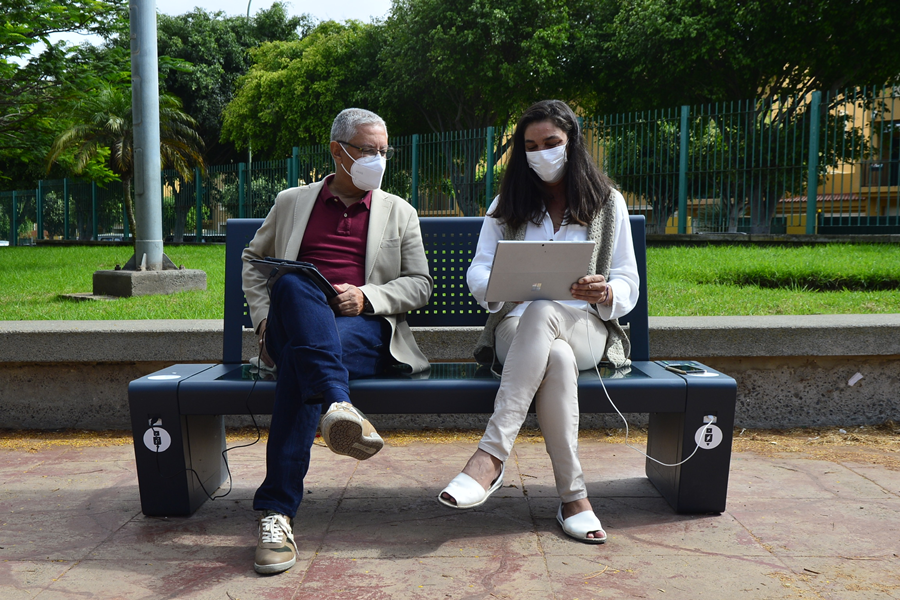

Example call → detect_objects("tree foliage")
376 0 580 134
221 20 382 157
47 83 205 239
6 0 900 230
155 3 311 164
590 0 900 112
223 0 592 154
0 0 127 185
592 0 899 233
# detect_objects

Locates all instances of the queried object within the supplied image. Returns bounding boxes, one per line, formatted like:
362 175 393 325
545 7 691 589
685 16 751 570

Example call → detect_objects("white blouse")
467 189 640 322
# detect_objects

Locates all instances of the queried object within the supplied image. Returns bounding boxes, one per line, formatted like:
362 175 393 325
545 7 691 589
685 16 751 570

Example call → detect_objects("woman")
437 100 639 543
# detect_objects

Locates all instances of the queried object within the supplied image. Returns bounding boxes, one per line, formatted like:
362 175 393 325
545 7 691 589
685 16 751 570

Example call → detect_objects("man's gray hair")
330 108 387 142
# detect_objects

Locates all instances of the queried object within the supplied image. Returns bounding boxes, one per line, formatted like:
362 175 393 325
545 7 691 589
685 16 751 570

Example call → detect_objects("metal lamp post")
130 0 164 270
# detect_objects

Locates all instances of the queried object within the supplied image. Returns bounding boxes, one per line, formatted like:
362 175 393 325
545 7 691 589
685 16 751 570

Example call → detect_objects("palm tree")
47 82 205 240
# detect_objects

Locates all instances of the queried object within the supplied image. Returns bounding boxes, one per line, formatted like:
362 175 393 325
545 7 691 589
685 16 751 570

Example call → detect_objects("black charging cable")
148 269 284 502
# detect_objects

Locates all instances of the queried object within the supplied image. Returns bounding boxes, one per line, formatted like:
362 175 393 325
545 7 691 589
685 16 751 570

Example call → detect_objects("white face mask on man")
526 144 567 183
339 145 386 191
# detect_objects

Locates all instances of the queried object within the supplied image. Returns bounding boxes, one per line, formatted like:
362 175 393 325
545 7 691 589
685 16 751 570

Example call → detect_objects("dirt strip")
1 422 897 469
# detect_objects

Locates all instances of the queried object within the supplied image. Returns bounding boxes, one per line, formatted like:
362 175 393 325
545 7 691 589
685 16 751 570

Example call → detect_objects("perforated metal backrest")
408 217 488 327
622 215 649 361
223 219 263 363
222 215 649 362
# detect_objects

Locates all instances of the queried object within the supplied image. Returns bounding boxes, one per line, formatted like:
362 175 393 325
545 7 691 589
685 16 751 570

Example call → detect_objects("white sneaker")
319 402 384 460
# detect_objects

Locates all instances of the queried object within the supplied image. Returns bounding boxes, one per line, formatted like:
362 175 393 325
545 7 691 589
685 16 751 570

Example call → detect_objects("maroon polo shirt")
297 175 372 288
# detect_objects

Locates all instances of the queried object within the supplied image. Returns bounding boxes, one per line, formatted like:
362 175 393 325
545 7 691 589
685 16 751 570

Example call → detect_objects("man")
241 108 433 575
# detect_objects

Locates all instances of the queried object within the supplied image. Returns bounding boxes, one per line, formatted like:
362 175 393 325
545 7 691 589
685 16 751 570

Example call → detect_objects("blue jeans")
253 272 391 516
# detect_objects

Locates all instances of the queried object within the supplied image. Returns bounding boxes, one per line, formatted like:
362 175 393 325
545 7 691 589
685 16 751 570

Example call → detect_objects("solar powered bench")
129 215 737 517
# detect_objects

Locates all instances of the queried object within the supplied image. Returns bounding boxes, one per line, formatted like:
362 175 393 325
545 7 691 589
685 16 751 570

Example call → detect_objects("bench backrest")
223 215 649 363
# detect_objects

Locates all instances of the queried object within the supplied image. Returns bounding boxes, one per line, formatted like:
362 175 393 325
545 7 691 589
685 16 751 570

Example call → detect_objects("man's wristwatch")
363 296 372 314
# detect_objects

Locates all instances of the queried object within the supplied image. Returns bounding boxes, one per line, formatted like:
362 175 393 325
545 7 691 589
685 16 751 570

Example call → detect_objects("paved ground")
1 431 899 600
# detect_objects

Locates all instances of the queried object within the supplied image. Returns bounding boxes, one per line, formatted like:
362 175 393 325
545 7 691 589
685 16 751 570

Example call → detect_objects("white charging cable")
584 301 702 468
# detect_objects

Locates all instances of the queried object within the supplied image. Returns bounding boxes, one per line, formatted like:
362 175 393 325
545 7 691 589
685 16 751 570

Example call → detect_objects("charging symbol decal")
143 426 171 453
694 423 723 450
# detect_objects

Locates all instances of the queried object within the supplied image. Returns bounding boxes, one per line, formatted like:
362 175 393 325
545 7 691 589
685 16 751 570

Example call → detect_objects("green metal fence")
818 86 900 233
0 182 128 244
2 86 897 246
592 86 900 235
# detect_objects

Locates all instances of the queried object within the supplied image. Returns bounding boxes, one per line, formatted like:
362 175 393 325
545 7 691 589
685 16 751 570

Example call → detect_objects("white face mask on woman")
526 144 567 183
339 145 386 191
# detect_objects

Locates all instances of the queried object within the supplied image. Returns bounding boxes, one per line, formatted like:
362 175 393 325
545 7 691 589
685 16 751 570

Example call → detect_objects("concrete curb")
4 314 900 363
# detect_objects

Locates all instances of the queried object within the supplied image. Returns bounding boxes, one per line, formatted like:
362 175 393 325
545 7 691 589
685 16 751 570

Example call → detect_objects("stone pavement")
1 432 899 600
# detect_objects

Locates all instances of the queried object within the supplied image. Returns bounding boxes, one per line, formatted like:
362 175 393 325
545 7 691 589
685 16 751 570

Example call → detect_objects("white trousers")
478 300 608 503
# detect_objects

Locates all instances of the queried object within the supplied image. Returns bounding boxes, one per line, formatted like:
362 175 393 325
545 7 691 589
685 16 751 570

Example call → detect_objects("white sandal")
437 464 505 509
557 504 607 544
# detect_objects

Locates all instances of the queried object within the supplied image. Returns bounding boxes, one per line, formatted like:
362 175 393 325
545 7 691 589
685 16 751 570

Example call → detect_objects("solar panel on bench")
407 217 488 328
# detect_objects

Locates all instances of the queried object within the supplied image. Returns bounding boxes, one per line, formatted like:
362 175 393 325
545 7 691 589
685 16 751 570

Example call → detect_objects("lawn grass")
0 245 226 320
647 244 900 316
1 242 899 320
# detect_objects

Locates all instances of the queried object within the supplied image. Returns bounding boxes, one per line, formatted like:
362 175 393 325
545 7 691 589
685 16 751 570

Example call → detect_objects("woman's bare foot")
439 449 502 506
562 498 603 539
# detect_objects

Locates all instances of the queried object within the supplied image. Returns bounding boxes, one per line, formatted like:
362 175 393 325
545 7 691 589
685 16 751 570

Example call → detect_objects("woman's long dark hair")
491 100 614 230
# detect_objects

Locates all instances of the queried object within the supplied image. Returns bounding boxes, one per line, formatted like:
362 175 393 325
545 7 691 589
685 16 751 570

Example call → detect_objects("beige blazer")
241 180 433 373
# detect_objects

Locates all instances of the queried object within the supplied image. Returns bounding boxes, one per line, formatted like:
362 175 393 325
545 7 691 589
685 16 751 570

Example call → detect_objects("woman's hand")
571 274 613 306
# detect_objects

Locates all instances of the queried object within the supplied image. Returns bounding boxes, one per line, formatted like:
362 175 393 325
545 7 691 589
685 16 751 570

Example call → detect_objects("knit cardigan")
472 198 632 369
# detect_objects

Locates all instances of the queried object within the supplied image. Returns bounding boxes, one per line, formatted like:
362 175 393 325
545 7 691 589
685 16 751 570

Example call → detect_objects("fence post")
292 147 300 187
195 166 203 242
122 193 129 240
805 91 822 235
11 191 17 246
63 178 70 240
238 163 246 218
678 105 689 234
485 126 495 207
411 134 420 210
36 181 43 240
91 182 98 240
247 153 253 211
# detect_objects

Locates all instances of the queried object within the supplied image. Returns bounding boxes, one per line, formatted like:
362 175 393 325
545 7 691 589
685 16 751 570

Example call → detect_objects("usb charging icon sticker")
143 418 172 453
695 422 724 450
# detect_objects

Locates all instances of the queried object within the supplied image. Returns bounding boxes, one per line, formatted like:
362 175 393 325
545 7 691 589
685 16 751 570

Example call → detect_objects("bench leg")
645 373 736 514
129 365 227 517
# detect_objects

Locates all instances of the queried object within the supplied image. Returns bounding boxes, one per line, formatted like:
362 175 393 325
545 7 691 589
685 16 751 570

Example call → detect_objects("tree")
47 83 205 240
588 0 900 233
375 0 587 214
376 0 581 134
155 3 312 164
589 0 900 112
223 0 595 214
0 0 127 186
221 20 383 158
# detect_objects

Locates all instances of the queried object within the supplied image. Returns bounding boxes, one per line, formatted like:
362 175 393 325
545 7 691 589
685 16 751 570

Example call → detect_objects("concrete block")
93 269 207 297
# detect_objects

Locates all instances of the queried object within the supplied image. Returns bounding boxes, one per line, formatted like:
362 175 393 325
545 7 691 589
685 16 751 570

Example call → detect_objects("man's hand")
257 318 275 368
571 274 614 306
329 283 366 316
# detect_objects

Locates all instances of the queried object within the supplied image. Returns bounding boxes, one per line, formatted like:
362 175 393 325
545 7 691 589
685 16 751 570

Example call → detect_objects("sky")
154 0 393 24
44 0 393 52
